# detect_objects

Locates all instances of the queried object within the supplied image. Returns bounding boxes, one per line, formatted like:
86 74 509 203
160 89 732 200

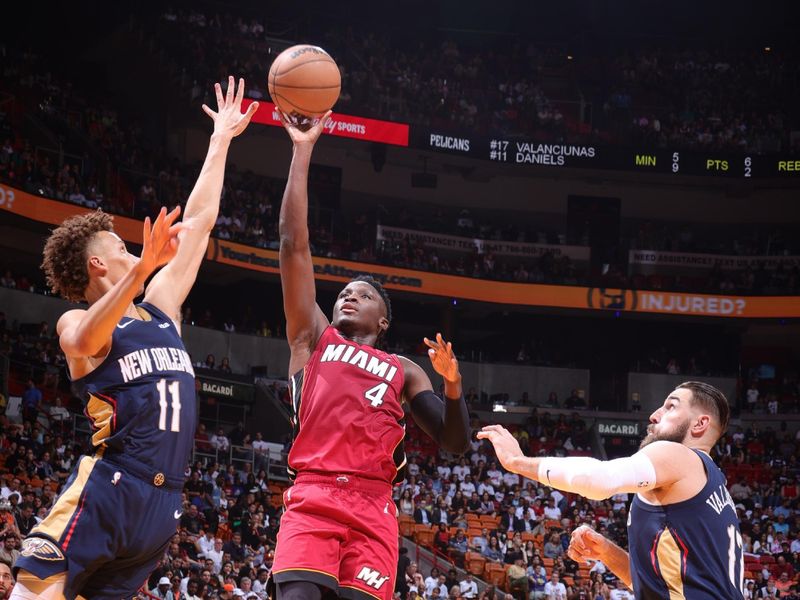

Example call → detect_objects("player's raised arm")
277 111 333 374
402 333 470 454
477 425 692 500
144 76 258 324
57 207 182 359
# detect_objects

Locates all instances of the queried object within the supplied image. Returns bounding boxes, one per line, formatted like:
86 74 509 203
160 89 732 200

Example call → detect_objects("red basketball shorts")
271 473 399 600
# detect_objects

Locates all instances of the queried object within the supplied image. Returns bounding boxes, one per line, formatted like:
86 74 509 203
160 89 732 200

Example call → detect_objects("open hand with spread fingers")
136 206 183 277
202 76 259 139
424 333 461 384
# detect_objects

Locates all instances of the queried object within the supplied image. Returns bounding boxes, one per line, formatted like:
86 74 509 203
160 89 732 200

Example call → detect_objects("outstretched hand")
476 424 524 473
279 110 332 146
202 76 259 139
137 206 183 276
424 333 460 383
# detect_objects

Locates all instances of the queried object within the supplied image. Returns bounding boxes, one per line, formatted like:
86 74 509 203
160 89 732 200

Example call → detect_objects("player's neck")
684 440 713 455
336 327 377 347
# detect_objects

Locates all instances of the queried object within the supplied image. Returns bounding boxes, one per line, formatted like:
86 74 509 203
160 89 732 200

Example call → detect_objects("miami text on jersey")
319 343 399 383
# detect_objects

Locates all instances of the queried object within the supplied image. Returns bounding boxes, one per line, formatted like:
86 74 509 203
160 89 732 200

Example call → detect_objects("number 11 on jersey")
157 378 182 432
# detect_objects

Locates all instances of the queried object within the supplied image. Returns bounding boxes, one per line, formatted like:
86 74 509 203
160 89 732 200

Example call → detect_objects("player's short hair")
41 210 114 302
676 381 730 435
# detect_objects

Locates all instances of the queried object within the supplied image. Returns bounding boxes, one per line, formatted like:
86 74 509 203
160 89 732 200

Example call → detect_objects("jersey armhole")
394 354 409 404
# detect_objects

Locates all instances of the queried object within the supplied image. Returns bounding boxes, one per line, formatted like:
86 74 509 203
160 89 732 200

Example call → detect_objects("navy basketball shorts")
15 454 183 600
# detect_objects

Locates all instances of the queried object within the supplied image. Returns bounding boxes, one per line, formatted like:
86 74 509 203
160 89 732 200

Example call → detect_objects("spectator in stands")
483 536 503 562
195 423 213 453
449 529 468 566
544 533 564 559
528 555 547 599
14 503 35 537
0 536 19 568
746 381 760 412
222 531 246 563
179 504 204 535
563 390 585 410
502 505 526 534
543 571 567 600
211 428 231 454
608 578 633 600
0 559 14 600
150 576 173 599
251 432 270 473
544 497 562 521
507 556 528 600
432 499 450 526
47 396 70 433
21 379 41 423
433 523 450 555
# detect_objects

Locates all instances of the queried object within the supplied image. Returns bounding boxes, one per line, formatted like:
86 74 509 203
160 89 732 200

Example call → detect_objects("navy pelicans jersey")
287 326 407 484
627 449 744 600
72 302 196 480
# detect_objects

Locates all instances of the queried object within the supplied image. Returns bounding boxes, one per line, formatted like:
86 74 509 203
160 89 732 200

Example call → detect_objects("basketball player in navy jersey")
479 381 743 600
10 77 258 600
271 112 470 600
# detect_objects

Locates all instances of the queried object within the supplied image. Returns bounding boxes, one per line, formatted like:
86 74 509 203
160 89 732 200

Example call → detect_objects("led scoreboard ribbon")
416 129 800 178
241 101 798 178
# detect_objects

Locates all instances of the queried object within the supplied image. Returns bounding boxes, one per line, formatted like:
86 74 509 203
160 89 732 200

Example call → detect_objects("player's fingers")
151 207 167 232
214 82 224 109
226 75 235 104
166 205 182 225
314 110 332 133
167 222 185 237
236 77 245 105
243 101 259 122
141 216 152 251
423 337 440 350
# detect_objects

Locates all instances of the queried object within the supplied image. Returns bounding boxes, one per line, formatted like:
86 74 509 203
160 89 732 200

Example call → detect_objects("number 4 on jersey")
364 382 389 407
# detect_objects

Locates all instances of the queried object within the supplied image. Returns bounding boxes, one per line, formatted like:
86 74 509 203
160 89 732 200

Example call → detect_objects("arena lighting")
567 55 574 60
764 46 772 52
492 404 508 413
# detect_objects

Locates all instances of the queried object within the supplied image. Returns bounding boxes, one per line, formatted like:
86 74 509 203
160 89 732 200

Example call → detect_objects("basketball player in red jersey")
271 110 471 600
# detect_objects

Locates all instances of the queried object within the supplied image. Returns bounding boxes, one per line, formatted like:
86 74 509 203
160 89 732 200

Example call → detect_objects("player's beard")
639 418 691 449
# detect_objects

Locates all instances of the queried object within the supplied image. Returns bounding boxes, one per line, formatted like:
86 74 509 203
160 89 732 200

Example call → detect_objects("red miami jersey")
287 326 407 484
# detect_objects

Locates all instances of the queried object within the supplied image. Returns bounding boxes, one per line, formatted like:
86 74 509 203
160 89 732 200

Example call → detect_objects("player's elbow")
446 441 471 456
279 233 310 253
63 334 101 359
442 432 471 455
573 473 614 501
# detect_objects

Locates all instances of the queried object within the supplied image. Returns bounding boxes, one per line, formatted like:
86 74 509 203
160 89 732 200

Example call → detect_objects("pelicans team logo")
20 537 65 561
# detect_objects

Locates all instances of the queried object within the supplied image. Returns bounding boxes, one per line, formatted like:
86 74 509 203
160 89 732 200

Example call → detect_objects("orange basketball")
268 45 341 118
